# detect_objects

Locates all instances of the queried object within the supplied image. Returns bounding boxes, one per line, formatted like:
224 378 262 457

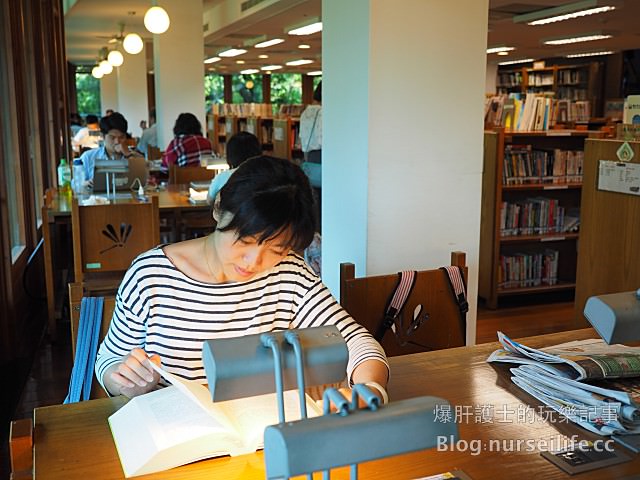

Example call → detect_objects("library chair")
9 418 33 479
71 195 160 294
168 164 216 185
340 251 468 357
147 145 161 161
67 283 116 399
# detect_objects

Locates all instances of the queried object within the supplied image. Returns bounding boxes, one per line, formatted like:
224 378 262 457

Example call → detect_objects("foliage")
270 73 302 104
75 73 101 116
232 74 263 103
205 74 225 112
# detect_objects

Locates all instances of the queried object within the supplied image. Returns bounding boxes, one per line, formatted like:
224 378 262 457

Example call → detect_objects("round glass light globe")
107 50 124 67
144 6 170 34
92 66 104 79
99 60 113 75
123 33 144 54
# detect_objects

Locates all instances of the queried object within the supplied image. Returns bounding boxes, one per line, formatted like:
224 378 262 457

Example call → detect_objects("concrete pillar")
100 72 118 117
153 0 205 149
116 45 149 139
322 0 489 345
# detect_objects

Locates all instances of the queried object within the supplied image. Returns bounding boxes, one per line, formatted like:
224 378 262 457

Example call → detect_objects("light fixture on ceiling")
486 46 514 54
497 51 509 56
498 58 534 66
91 66 104 79
261 65 282 70
566 50 614 58
219 48 248 57
287 18 322 36
298 44 311 49
107 49 124 67
236 60 246 64
123 33 144 54
240 69 260 74
204 56 221 64
99 59 113 75
513 0 617 26
258 54 269 59
144 5 170 34
307 71 322 76
285 59 313 66
254 38 285 48
543 32 612 45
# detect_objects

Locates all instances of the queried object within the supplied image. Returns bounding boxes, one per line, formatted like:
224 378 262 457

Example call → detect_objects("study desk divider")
202 326 458 479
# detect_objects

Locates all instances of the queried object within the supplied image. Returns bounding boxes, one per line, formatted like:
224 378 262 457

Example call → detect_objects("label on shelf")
274 127 284 141
541 236 566 242
543 185 569 190
547 131 571 136
598 160 640 197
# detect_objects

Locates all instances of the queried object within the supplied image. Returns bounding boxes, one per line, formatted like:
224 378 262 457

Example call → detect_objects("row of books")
502 145 584 185
485 94 592 130
211 103 274 117
557 69 588 85
499 199 580 237
498 249 559 289
527 72 554 87
556 87 589 101
497 71 522 88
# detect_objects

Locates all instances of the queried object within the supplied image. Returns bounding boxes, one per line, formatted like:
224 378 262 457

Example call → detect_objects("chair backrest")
71 195 160 285
169 164 216 185
147 145 161 161
68 282 116 399
340 252 467 357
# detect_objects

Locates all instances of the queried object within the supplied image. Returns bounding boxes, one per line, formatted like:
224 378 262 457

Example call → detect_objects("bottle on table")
57 158 71 195
72 158 85 194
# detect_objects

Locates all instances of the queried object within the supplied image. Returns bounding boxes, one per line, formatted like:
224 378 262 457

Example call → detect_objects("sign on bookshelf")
597 160 640 197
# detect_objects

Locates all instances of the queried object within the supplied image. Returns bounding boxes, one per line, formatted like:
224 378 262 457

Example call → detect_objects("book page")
217 389 322 451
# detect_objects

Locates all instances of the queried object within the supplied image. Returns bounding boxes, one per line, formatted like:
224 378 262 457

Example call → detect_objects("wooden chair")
9 418 32 479
71 196 160 293
67 283 116 399
147 145 161 161
169 164 216 185
340 252 468 357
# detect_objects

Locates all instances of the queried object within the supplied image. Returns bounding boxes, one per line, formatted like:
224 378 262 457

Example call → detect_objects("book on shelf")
503 146 583 185
623 95 640 125
500 197 570 237
487 332 640 436
499 249 558 289
109 364 322 477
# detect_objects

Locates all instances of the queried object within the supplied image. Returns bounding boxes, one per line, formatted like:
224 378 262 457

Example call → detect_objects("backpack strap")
440 266 468 341
374 271 417 341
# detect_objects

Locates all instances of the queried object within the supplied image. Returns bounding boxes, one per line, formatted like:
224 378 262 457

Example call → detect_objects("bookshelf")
272 117 302 161
573 138 640 328
208 114 236 156
479 128 602 308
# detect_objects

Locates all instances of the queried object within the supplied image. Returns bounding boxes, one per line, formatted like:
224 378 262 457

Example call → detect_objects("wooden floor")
1 299 579 478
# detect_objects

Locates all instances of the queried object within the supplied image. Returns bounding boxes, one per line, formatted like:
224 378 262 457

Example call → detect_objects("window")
271 73 302 105
231 74 263 103
75 72 101 117
205 73 224 113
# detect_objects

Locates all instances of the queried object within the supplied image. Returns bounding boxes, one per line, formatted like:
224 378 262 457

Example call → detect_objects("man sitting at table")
79 112 142 188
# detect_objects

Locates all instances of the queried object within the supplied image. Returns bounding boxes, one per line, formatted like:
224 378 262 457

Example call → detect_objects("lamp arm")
260 333 286 423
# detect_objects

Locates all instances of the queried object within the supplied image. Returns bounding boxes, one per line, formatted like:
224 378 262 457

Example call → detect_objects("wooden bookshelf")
479 128 602 308
272 117 302 161
573 138 640 328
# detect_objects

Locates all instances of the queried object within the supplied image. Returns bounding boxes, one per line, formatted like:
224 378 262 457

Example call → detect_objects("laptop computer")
93 156 148 193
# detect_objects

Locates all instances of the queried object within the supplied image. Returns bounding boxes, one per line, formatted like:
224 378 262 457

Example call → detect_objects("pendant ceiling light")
99 59 113 75
144 6 170 34
123 33 144 54
92 66 104 79
107 50 124 67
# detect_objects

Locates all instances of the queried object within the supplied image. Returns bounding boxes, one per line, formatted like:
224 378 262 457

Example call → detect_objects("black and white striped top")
95 247 388 390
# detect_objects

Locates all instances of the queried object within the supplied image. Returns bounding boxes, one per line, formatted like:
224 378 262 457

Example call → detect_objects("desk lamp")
584 290 640 343
202 326 459 479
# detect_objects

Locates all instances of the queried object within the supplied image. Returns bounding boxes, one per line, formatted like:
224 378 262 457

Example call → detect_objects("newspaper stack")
487 332 640 436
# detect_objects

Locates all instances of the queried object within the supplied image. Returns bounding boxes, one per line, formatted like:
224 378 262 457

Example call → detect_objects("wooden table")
32 329 640 479
42 187 211 339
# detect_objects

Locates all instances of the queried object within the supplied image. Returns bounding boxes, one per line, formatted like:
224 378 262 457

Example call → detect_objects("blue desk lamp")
584 290 640 343
202 326 458 479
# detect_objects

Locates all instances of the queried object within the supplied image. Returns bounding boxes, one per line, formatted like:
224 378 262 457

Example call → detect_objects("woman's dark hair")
313 81 322 102
173 113 203 136
99 112 128 135
85 114 99 125
217 155 315 252
226 132 261 168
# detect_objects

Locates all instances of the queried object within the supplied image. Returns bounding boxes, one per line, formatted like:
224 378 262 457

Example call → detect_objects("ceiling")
64 0 640 75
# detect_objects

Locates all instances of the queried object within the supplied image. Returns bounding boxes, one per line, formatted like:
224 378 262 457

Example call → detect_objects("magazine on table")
487 332 640 435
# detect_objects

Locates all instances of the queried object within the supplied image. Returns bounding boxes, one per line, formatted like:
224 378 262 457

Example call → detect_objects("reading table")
32 329 640 479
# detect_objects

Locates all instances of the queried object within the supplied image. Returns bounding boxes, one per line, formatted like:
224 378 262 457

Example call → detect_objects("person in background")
69 112 83 136
206 131 261 204
136 108 158 158
299 81 322 231
72 114 102 154
105 108 114 116
79 112 142 185
162 112 213 168
95 155 389 404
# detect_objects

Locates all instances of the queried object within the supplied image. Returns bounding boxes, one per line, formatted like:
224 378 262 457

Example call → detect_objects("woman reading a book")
95 155 389 404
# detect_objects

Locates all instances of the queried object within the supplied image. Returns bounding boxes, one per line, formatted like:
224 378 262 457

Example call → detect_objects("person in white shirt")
72 114 102 154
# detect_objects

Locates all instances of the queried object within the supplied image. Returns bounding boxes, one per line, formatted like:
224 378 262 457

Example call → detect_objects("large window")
271 73 302 105
232 74 263 103
75 72 101 117
205 73 224 112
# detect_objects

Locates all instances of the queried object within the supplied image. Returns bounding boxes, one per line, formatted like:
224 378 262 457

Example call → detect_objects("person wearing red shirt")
162 112 213 168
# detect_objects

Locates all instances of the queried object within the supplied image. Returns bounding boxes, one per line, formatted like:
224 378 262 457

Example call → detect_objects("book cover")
109 365 321 477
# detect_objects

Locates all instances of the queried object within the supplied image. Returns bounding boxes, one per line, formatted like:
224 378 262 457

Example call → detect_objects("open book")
108 364 322 478
487 332 640 435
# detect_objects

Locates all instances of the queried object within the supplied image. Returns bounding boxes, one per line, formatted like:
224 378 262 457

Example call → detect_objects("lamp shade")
107 50 124 67
123 33 143 54
99 60 113 75
91 66 104 79
144 6 170 34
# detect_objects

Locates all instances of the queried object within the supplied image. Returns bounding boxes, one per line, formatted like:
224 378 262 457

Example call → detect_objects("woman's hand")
105 348 161 398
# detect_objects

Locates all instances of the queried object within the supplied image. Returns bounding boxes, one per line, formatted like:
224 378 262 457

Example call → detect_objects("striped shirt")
95 247 388 390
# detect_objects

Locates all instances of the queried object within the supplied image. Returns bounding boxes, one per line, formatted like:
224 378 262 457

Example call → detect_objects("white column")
323 0 488 345
153 0 205 149
100 72 118 117
116 45 149 139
